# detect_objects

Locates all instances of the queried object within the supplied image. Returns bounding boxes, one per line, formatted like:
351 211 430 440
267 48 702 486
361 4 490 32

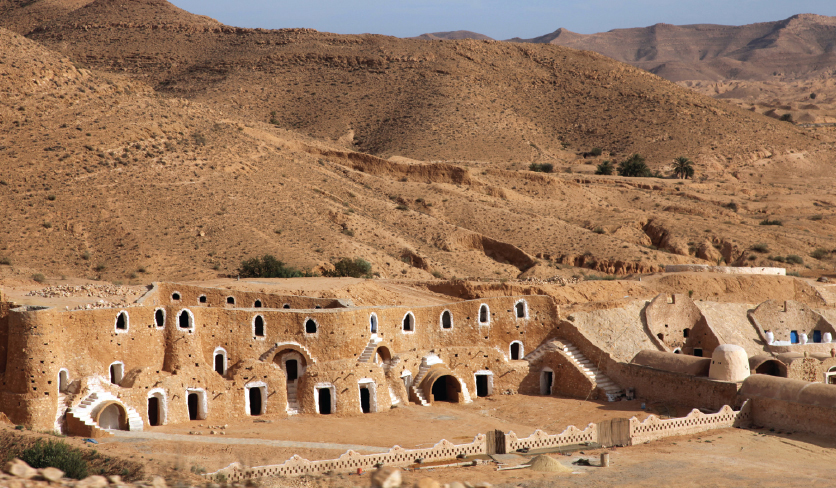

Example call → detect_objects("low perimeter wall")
207 403 750 482
664 265 785 275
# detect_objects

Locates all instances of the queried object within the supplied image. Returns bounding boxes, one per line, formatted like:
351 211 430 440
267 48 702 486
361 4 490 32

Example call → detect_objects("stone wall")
664 265 785 275
608 363 742 411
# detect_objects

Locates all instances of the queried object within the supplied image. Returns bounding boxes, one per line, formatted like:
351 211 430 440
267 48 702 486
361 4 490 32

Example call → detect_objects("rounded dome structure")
709 344 750 382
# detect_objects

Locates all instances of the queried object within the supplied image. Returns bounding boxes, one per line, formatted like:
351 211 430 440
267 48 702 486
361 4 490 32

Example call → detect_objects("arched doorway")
316 385 334 414
515 301 526 318
97 403 127 431
510 341 523 360
147 390 165 426
275 349 307 412
430 375 461 403
214 347 227 375
540 368 554 395
58 369 69 393
246 383 266 416
755 360 783 376
186 389 207 420
374 346 391 366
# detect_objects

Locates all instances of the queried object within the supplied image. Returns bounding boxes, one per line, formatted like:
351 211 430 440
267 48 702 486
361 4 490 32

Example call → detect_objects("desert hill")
510 14 836 83
1 3 836 284
0 0 824 170
413 31 494 41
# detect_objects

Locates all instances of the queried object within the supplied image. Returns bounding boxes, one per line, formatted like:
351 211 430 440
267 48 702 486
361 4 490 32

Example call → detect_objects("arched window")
479 304 490 324
253 315 265 337
115 311 128 332
402 312 415 332
441 310 453 329
171 292 180 301
178 309 194 329
369 313 378 334
283 304 291 309
226 296 235 305
154 308 165 328
305 318 318 334
198 295 207 304
514 300 527 319
214 347 227 375
254 300 262 308
509 341 523 360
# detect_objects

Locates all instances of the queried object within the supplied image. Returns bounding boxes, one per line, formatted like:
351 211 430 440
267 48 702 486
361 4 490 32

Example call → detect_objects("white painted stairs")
357 336 383 363
525 339 623 401
67 388 144 433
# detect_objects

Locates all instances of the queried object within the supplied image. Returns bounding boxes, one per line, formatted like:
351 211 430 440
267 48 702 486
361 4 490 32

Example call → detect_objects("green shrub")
617 154 651 177
779 113 794 123
810 214 823 221
811 248 829 260
595 160 614 175
584 274 617 281
42 222 52 229
528 163 554 173
751 243 769 253
593 227 605 234
759 219 782 226
93 264 106 272
81 251 91 261
786 255 804 265
47 194 56 201
590 147 602 157
31 273 46 283
769 255 786 263
238 254 308 278
341 228 355 237
431 270 444 279
21 439 88 479
787 271 801 277
322 258 373 278
395 204 408 211
0 256 10 266
724 202 739 212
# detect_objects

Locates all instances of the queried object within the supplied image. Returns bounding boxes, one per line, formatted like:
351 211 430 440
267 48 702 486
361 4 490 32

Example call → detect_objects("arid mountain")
413 31 494 41
1 3 836 284
0 0 824 171
511 14 836 83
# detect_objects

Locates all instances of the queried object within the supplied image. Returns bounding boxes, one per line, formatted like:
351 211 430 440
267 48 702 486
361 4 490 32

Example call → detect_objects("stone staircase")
357 337 382 363
67 389 144 434
286 380 300 415
408 356 439 407
525 339 623 401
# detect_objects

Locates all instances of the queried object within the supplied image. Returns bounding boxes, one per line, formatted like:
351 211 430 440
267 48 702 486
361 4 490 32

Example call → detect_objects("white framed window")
252 314 266 339
109 361 124 385
314 382 336 415
213 347 228 375
304 317 318 334
401 311 415 333
509 341 524 360
177 308 195 331
478 304 490 325
58 368 70 393
114 310 129 333
369 313 379 334
154 308 166 329
440 310 453 330
513 299 528 319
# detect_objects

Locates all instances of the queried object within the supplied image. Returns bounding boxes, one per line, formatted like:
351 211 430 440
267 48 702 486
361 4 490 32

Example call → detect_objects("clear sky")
168 0 836 39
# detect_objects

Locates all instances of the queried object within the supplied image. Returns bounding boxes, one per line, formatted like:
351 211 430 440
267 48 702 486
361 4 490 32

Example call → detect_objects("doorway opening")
430 375 461 403
541 368 554 395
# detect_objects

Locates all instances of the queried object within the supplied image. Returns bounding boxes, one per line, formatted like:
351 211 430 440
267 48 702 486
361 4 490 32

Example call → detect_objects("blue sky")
168 1 836 39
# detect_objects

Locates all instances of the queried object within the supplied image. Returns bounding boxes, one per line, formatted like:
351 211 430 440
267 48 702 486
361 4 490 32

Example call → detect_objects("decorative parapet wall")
629 401 751 445
505 424 597 453
211 435 487 482
208 403 751 481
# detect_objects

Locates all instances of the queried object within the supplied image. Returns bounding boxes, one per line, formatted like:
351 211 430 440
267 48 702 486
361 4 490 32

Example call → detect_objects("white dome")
709 344 750 382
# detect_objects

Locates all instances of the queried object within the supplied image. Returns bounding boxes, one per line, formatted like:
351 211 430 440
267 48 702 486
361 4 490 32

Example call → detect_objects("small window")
178 310 193 329
441 310 452 329
657 333 664 341
402 312 414 332
693 348 703 357
305 318 317 334
109 362 124 385
254 315 265 337
283 304 290 309
154 309 165 328
315 305 322 309
115 311 128 331
226 296 235 305
370 313 378 334
199 295 207 304
254 300 262 308
515 301 526 318
479 304 489 324
683 328 690 338
171 292 180 301
214 350 226 375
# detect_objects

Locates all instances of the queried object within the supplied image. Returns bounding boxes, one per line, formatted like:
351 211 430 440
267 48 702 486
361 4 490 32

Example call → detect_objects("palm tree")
672 156 694 179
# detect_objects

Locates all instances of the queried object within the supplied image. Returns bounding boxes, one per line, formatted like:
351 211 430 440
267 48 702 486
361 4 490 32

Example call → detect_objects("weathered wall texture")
609 363 741 411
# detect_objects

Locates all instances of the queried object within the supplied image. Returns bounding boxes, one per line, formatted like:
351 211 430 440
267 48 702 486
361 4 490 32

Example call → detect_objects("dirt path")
109 431 391 452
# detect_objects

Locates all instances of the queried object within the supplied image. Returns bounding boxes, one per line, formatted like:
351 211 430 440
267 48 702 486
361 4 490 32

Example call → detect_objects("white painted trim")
252 314 266 340
245 381 268 416
109 361 124 385
57 368 70 393
478 303 491 325
185 388 208 420
303 317 319 335
277 351 305 379
153 307 166 329
401 311 416 334
225 295 236 306
439 309 454 330
473 370 494 397
147 388 167 426
509 340 524 360
369 312 379 334
114 310 129 334
358 378 377 413
400 371 413 389
314 382 336 414
176 308 195 331
213 347 228 375
513 299 529 319
170 290 182 301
